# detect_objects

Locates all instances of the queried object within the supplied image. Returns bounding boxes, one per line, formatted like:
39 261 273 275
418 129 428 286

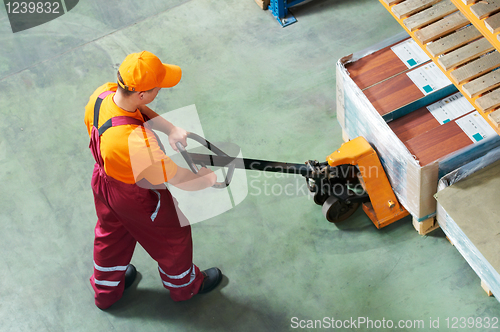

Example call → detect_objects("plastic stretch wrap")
336 34 500 221
437 203 500 301
436 151 500 302
437 145 500 191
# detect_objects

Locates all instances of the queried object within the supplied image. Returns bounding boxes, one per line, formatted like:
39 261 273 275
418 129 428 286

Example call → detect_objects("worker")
84 51 223 310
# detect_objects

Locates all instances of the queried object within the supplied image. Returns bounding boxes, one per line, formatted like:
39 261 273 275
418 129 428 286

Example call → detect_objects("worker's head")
116 51 182 104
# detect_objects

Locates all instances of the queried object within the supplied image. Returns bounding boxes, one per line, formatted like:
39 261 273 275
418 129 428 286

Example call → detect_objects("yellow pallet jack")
176 134 409 228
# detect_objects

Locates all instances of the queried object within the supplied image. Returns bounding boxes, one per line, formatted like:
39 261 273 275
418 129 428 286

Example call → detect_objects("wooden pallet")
380 0 500 133
482 279 494 297
255 0 270 10
413 216 440 234
446 238 495 296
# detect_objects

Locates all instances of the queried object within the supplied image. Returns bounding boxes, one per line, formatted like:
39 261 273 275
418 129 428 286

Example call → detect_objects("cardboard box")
336 33 500 221
345 37 418 90
435 149 500 302
255 0 270 10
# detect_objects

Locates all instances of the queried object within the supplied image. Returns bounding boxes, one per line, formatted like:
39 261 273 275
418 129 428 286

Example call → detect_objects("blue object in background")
269 0 309 27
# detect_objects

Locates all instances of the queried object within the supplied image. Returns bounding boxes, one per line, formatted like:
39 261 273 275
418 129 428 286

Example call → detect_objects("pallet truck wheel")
322 196 360 223
309 190 328 206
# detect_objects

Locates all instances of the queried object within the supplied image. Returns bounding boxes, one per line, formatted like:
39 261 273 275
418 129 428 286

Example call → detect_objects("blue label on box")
473 133 483 142
423 85 433 93
407 58 417 67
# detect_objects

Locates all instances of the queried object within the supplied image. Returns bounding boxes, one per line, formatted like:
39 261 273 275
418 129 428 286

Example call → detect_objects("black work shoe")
198 267 222 294
124 264 137 289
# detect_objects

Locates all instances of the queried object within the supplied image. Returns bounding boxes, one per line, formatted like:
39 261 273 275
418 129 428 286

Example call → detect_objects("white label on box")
426 92 475 125
406 63 451 95
455 111 497 143
391 39 430 69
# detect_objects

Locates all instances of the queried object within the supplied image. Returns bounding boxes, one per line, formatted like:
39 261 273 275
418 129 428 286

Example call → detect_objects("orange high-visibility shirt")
84 83 177 185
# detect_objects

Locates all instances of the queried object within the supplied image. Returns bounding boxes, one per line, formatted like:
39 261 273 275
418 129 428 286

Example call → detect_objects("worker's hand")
168 126 188 152
197 167 217 187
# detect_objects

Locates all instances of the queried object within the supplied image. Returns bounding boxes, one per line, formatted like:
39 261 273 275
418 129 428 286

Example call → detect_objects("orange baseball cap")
117 51 182 92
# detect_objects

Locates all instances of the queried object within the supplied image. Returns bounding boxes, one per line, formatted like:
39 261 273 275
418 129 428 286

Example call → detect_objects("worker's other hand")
168 126 188 152
197 167 217 187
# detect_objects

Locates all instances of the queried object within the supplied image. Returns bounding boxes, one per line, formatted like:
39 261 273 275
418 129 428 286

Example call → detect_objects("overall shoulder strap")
93 90 145 135
89 91 114 167
90 91 145 167
98 116 145 136
91 92 166 159
93 90 114 129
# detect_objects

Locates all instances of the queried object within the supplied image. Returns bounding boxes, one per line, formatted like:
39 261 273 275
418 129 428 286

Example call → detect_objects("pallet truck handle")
175 133 236 189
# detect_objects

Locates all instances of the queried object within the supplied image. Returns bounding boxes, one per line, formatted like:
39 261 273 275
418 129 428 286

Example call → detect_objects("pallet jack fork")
176 134 409 228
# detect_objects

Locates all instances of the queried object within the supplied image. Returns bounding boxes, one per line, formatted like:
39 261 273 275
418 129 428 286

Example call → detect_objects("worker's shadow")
106 274 286 329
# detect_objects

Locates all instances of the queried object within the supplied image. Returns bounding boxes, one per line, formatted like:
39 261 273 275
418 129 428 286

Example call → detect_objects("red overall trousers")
88 91 204 309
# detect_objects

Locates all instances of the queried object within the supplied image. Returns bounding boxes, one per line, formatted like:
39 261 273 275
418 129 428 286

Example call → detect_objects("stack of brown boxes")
337 33 500 231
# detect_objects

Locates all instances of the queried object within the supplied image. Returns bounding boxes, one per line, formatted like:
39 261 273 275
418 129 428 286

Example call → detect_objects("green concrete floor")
1 0 499 331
